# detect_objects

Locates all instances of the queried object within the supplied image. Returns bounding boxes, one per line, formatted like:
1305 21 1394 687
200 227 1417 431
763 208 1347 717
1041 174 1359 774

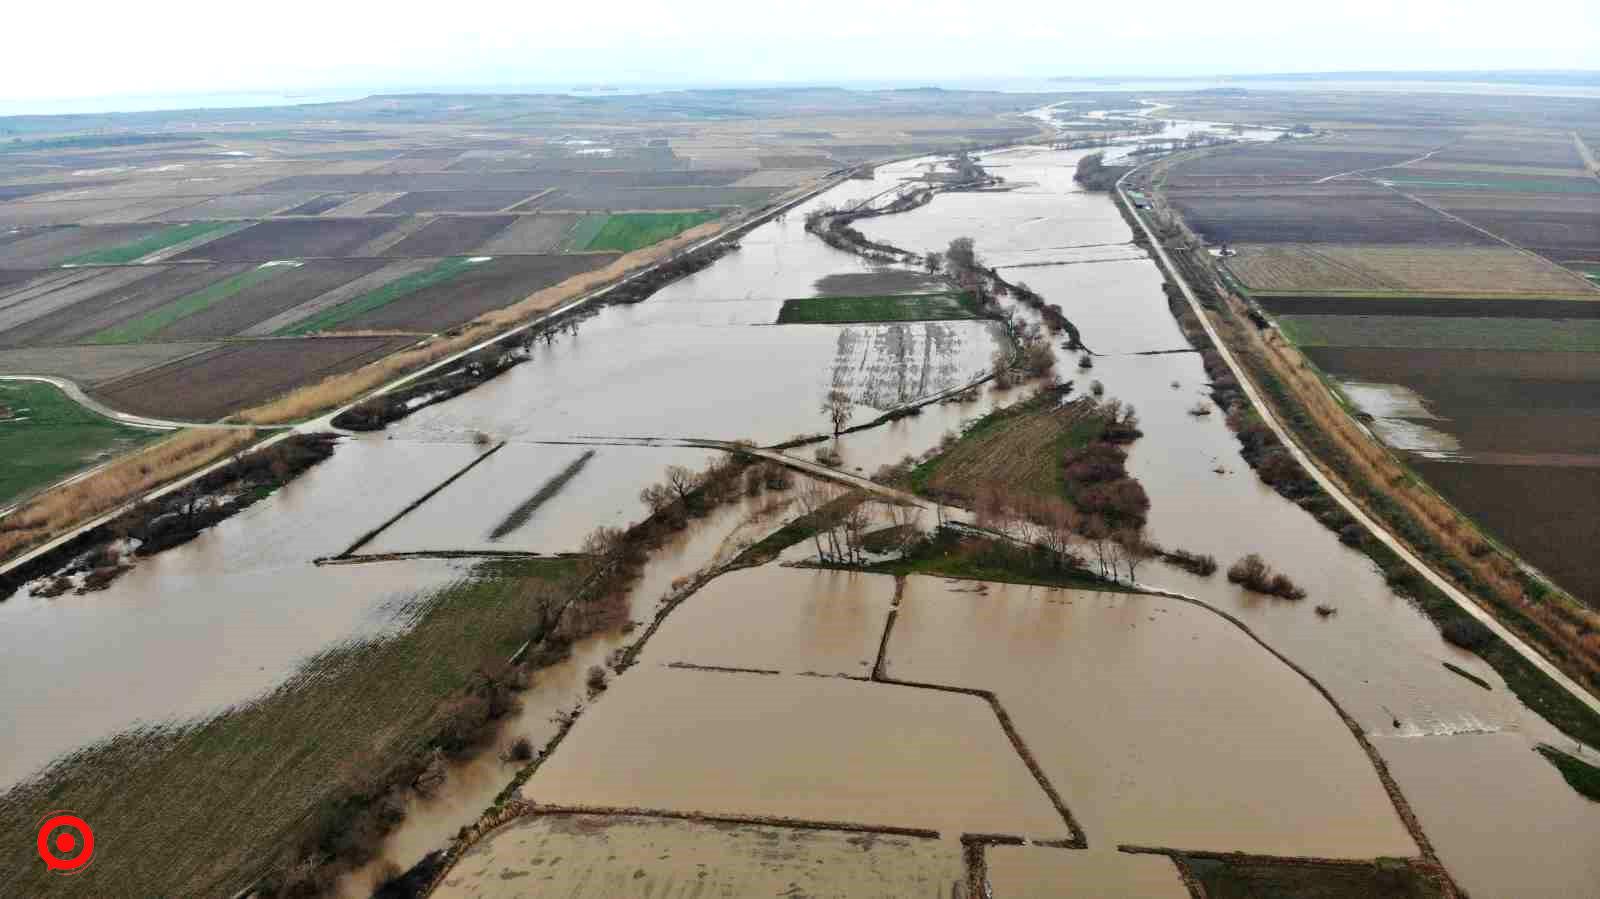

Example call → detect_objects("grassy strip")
582 211 720 252
277 256 483 335
1277 314 1600 352
489 450 596 541
1185 855 1444 899
776 291 980 324
0 557 581 897
1442 661 1492 690
0 381 156 504
1534 744 1600 802
64 220 241 266
859 527 1134 593
90 263 289 344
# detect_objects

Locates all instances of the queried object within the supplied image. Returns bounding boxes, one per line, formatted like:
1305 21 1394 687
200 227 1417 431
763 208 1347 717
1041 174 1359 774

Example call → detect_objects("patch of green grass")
1535 744 1600 801
1277 314 1600 352
64 221 242 266
561 213 611 251
0 381 157 503
277 256 483 335
1186 856 1444 899
861 527 1132 592
777 291 980 324
90 263 291 344
0 557 580 897
579 211 719 252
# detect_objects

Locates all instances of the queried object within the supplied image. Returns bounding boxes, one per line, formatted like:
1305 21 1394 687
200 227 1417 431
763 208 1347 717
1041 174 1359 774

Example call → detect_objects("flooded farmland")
7 120 1598 899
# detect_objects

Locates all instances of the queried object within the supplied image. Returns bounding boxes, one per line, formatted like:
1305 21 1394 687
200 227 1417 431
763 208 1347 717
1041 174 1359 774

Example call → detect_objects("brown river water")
5 137 1596 897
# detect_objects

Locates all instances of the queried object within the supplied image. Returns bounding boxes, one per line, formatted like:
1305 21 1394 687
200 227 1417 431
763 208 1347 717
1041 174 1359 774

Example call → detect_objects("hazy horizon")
5 0 1597 114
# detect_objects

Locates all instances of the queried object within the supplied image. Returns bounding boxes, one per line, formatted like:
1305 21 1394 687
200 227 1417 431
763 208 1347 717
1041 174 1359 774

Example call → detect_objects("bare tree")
794 481 837 562
639 483 675 514
841 504 872 564
1115 530 1155 583
923 251 943 274
664 465 701 505
821 388 854 436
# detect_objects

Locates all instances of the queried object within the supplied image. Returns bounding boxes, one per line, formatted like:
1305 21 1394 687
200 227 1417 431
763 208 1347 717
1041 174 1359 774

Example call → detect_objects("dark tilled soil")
380 216 516 257
1415 460 1600 608
1431 139 1587 169
153 260 388 340
1166 186 1493 245
373 191 532 214
1305 346 1600 382
0 264 250 348
92 335 416 420
332 253 618 332
274 194 357 216
175 219 403 261
253 169 755 194
1261 296 1600 317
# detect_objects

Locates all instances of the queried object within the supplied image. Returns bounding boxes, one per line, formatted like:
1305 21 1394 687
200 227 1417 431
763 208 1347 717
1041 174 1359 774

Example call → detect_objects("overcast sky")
6 0 1598 107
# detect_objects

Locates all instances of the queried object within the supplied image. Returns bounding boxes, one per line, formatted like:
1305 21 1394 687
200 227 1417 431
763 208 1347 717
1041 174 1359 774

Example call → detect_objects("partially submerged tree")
822 388 854 436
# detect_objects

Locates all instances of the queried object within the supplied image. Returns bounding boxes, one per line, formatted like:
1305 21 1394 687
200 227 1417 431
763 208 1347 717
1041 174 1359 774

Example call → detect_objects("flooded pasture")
887 577 1418 858
524 666 1071 841
0 439 481 789
985 846 1187 898
432 812 965 899
639 566 894 677
366 443 718 554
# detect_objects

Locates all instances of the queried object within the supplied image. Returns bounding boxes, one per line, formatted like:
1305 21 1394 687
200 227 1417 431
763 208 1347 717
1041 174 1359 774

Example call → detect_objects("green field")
63 221 243 266
0 381 156 503
278 256 483 335
562 214 611 251
90 263 291 344
578 211 720 252
0 557 580 897
777 291 980 324
1277 314 1600 352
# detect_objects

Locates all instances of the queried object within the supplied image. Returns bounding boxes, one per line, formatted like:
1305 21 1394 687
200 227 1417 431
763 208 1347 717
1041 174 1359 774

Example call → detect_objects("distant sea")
5 75 1599 118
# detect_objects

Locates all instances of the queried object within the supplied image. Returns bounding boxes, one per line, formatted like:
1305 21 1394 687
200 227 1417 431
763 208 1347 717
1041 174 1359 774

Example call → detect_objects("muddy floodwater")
526 666 1070 841
0 439 479 788
433 813 965 899
888 577 1417 858
11 119 1599 898
639 566 894 677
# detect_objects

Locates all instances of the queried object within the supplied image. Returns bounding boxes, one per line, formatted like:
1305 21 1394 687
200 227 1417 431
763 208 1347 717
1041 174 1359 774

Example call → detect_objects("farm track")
0 374 269 431
1118 171 1600 725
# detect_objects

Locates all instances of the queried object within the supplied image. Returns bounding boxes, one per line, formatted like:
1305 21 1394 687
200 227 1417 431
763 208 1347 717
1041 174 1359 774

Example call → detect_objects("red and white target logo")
36 811 94 875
